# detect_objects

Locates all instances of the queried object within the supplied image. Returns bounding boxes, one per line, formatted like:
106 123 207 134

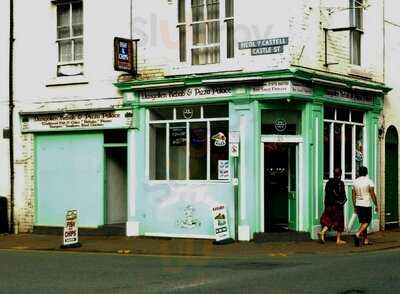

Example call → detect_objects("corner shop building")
28 68 389 240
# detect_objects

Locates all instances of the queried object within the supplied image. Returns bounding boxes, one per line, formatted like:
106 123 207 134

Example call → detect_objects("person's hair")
359 166 368 177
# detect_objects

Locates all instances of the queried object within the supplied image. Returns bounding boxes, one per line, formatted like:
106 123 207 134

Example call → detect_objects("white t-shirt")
353 176 375 207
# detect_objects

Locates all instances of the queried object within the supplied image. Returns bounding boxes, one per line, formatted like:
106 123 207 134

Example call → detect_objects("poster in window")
170 127 187 146
218 160 230 180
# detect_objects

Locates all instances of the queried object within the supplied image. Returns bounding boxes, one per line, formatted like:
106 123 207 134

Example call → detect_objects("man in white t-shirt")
352 166 378 246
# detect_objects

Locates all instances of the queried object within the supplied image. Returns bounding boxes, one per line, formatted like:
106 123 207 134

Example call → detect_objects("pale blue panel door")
36 132 104 227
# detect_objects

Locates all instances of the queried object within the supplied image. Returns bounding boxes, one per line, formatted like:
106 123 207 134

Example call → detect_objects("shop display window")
323 107 365 180
149 104 229 181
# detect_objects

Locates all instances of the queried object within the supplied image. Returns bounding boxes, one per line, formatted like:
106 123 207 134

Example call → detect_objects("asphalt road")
0 249 399 294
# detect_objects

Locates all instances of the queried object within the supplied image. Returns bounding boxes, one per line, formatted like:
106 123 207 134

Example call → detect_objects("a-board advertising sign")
212 205 230 242
63 210 79 247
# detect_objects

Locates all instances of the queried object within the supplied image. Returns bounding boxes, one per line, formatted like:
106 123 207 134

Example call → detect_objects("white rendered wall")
0 1 10 208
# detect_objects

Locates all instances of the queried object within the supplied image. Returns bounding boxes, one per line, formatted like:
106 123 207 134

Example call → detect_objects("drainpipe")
8 0 15 234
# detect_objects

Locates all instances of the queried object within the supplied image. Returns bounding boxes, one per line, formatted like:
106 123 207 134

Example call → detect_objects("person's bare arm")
352 187 357 209
369 186 378 212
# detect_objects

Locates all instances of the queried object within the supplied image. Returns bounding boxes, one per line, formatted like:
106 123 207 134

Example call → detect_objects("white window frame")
323 107 366 181
147 105 229 182
56 1 84 76
349 0 363 65
177 0 234 66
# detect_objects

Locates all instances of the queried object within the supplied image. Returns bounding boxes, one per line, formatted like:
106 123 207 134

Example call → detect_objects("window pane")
351 30 362 65
178 0 186 23
225 0 234 17
337 108 350 121
73 24 83 37
150 107 174 121
227 19 234 58
334 124 342 172
345 125 352 179
324 106 335 120
190 122 207 180
208 21 220 44
192 0 205 22
192 47 206 65
59 40 72 62
351 110 364 123
176 106 201 120
150 124 166 180
178 25 186 62
206 0 220 20
57 4 70 27
193 23 206 45
74 38 83 60
57 26 70 39
203 104 228 118
323 122 331 179
208 46 220 64
72 2 83 25
355 125 364 177
261 110 301 135
170 123 187 180
210 121 229 180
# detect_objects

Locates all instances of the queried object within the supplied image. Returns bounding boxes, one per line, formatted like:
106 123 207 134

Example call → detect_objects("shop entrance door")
105 147 127 224
263 143 297 232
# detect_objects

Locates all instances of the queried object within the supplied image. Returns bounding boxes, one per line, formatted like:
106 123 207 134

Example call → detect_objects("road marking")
269 253 288 257
11 246 29 250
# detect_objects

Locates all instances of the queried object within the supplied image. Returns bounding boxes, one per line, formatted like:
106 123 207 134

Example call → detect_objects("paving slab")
1 230 400 257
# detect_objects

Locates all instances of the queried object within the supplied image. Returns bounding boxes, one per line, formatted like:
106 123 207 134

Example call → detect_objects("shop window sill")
45 76 89 87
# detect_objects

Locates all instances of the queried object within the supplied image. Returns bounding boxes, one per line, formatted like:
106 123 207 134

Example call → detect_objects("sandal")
318 232 325 244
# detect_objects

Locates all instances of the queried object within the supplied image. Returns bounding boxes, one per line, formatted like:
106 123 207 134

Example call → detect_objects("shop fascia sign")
251 80 313 96
238 37 289 56
325 87 374 104
139 86 233 102
20 109 134 133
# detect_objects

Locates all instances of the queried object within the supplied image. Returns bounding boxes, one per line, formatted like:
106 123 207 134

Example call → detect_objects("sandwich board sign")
62 209 80 248
212 204 230 242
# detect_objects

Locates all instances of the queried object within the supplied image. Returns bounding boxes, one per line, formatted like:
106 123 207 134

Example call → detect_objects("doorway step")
33 223 126 236
253 231 310 243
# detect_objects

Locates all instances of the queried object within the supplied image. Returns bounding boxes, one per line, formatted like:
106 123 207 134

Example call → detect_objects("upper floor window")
178 0 234 65
56 1 84 76
349 0 363 65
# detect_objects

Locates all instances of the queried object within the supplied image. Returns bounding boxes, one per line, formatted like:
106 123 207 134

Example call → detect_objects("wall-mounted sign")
114 37 137 74
230 143 239 157
139 86 233 102
239 37 289 50
218 160 230 180
62 209 79 247
251 80 312 96
251 45 284 56
239 37 289 56
326 87 374 104
21 109 134 133
212 204 230 242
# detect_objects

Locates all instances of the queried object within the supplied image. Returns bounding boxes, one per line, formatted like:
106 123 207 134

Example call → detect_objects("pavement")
1 230 400 257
